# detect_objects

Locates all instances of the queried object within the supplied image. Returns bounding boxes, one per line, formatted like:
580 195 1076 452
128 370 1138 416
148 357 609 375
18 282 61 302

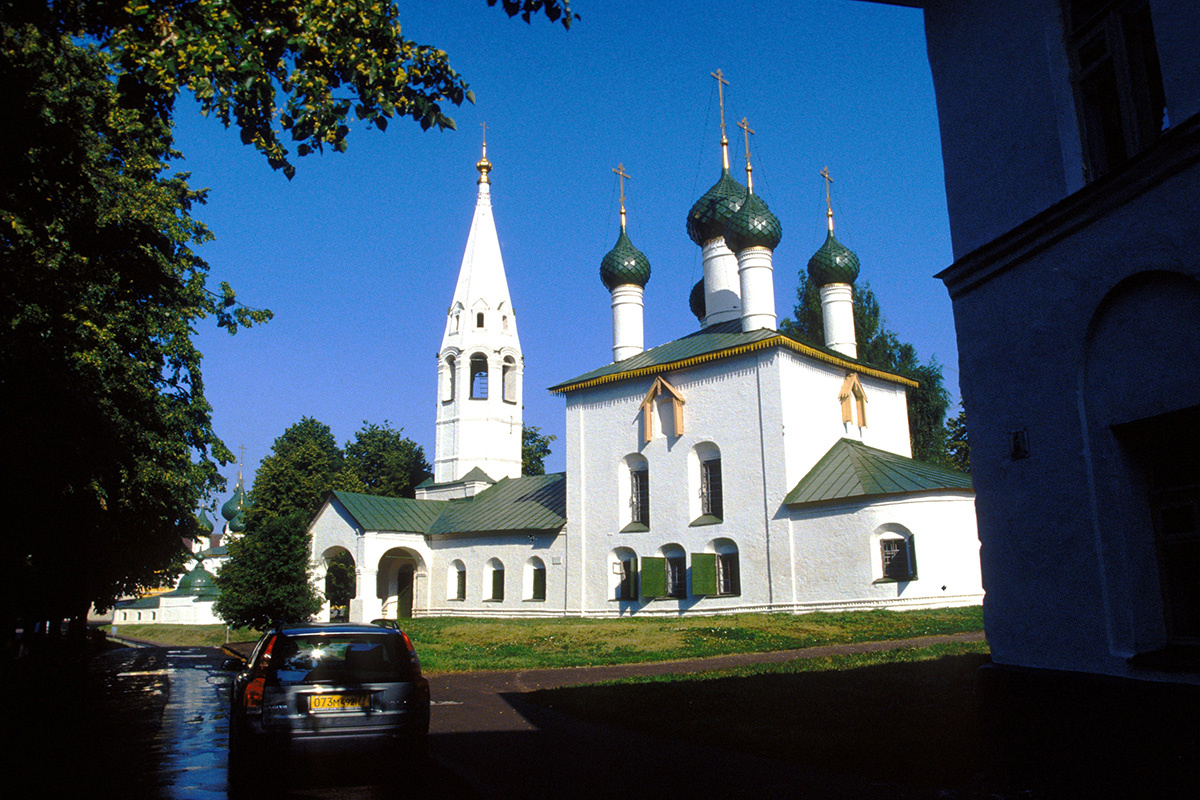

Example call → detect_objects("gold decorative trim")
551 335 918 394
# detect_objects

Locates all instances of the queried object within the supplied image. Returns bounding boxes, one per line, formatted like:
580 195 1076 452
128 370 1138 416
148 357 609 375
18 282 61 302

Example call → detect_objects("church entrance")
378 548 422 620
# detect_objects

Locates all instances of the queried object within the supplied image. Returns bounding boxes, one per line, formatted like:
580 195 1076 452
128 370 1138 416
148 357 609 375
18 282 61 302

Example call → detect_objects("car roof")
276 622 404 636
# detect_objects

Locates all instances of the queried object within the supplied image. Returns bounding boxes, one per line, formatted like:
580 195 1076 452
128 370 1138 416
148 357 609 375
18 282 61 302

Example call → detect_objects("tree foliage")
214 511 323 630
944 404 970 473
0 25 270 642
7 0 577 178
344 420 432 498
780 274 952 464
522 425 556 476
249 417 361 522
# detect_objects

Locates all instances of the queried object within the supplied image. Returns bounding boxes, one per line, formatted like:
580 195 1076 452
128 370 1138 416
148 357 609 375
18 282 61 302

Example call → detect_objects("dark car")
228 623 430 789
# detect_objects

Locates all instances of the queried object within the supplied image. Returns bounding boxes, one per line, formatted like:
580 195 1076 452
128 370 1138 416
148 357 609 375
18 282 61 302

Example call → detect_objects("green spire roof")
689 279 706 321
807 231 860 286
600 228 651 290
220 479 245 521
196 510 214 534
724 191 782 253
686 168 746 245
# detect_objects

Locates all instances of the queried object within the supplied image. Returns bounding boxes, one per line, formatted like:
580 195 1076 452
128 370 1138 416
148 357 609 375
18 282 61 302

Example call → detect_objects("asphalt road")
8 632 989 799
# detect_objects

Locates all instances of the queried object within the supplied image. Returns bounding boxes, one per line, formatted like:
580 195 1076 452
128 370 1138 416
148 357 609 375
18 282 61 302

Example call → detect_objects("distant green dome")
600 228 651 290
686 168 746 246
724 191 782 253
689 279 706 321
228 511 247 534
220 482 245 522
176 566 220 599
196 510 214 534
807 231 860 286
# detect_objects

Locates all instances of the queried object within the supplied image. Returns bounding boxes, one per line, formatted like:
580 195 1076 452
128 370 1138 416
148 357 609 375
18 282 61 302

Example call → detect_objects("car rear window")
267 634 409 685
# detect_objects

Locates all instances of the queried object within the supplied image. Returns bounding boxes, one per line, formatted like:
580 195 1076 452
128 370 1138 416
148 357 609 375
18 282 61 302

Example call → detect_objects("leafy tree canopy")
944 404 970 473
7 0 577 178
249 417 361 522
344 420 432 498
0 26 270 638
780 274 952 465
522 425 556 476
214 511 323 630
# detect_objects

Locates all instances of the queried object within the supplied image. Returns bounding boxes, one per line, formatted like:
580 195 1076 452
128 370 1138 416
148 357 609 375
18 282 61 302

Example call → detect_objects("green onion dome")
220 482 245 522
724 191 782 253
686 168 746 246
600 228 651 290
228 511 247 534
689 279 706 321
196 510 214 534
176 566 220 599
807 231 860 286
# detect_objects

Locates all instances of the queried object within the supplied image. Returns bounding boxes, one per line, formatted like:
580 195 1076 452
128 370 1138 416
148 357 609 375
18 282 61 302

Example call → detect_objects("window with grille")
666 554 687 598
1064 0 1166 180
701 458 723 519
880 537 915 582
631 468 650 527
717 551 740 595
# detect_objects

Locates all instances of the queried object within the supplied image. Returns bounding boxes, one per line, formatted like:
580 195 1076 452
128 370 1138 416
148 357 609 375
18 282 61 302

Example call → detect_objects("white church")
308 122 983 620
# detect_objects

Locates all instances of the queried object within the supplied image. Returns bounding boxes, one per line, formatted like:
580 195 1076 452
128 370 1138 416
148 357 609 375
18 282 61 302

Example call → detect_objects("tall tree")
522 425 556 476
780 275 952 464
250 417 361 521
344 421 432 498
944 404 971 473
213 511 323 630
0 26 269 644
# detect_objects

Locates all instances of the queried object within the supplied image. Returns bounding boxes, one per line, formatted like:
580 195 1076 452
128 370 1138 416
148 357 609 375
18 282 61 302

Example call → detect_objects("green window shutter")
640 556 666 598
691 552 718 596
532 567 546 600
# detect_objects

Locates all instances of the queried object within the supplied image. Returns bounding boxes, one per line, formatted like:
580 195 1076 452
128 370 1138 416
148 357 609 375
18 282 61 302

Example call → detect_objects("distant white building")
309 125 982 619
865 0 1200 682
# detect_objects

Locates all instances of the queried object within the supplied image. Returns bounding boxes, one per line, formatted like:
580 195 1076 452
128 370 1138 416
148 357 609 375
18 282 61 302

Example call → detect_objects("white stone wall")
424 532 568 617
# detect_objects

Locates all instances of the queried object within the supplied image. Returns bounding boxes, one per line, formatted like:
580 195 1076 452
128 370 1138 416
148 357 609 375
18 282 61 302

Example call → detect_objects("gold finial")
612 163 631 230
737 117 755 194
476 122 492 184
821 166 834 233
711 69 730 170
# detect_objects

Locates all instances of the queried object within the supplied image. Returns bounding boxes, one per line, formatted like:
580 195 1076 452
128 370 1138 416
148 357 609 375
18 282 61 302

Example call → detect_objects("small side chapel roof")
415 466 495 491
331 491 449 534
784 438 972 507
428 473 566 536
549 320 918 394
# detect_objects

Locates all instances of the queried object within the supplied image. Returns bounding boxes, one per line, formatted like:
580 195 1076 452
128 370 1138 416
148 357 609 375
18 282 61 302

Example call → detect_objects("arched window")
443 355 456 402
524 557 547 601
470 354 489 399
693 538 740 597
485 558 505 601
476 311 485 328
618 453 650 531
690 442 723 524
642 544 687 599
448 560 466 601
502 356 517 403
610 548 639 601
873 525 917 583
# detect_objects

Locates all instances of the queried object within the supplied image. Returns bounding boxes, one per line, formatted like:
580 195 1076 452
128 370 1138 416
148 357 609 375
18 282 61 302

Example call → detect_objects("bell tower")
431 137 523 490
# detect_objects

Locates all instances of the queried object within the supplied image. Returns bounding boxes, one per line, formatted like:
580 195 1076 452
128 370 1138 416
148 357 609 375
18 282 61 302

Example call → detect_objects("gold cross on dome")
737 117 755 192
711 69 731 167
613 163 632 228
821 166 835 232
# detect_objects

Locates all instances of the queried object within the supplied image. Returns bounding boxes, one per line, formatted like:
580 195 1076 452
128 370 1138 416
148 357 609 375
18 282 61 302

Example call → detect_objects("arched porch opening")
321 546 355 622
378 548 426 620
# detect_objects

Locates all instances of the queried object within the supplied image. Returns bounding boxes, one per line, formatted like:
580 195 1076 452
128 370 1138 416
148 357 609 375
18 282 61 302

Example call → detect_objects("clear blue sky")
178 0 956 502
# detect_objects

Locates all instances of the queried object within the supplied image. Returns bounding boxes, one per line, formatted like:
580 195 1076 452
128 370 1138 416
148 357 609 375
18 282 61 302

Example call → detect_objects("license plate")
308 693 369 712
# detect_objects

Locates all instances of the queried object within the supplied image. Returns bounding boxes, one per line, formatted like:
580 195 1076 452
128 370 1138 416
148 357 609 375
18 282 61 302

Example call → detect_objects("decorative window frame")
639 376 685 443
839 373 868 430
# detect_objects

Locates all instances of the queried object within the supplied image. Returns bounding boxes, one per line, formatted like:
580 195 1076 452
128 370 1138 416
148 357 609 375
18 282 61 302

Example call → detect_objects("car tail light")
399 630 422 674
243 634 277 712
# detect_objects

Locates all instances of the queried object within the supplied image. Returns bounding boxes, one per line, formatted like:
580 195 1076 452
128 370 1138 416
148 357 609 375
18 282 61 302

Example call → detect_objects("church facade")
308 128 982 620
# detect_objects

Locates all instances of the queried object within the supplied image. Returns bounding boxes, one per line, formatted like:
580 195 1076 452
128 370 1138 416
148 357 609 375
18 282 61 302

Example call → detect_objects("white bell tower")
431 139 523 488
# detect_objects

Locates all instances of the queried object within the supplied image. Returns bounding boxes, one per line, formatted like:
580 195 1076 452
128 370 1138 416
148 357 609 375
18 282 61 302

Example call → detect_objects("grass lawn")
108 606 982 670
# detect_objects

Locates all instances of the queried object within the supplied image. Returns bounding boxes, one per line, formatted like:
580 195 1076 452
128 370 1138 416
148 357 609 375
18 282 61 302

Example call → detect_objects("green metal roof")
549 320 917 394
428 473 566 536
784 438 972 507
416 466 495 490
332 491 449 534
